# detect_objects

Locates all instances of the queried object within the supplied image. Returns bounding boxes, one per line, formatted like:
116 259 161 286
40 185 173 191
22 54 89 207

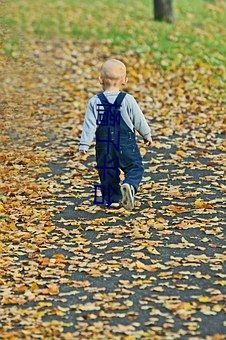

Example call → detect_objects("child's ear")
122 77 128 85
99 76 104 84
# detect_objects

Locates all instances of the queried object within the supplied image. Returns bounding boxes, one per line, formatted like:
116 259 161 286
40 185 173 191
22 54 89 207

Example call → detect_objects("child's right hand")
144 137 152 146
80 150 87 155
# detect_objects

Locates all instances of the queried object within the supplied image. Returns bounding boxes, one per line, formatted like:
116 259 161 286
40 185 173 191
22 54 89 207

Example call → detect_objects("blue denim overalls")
95 92 144 205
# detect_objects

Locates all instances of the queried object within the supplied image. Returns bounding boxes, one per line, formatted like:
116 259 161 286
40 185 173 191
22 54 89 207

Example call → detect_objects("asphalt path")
33 124 225 339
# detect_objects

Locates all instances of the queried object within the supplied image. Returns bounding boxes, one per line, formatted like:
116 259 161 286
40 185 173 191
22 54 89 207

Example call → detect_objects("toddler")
79 59 152 209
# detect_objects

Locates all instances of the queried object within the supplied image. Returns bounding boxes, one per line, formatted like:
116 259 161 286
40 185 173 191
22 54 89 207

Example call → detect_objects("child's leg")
96 146 122 204
119 143 144 193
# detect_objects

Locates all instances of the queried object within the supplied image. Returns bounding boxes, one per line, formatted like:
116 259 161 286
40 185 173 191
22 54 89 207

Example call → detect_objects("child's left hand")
144 137 152 146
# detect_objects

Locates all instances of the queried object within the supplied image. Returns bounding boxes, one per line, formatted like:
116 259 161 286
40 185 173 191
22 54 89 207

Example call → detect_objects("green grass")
1 0 225 65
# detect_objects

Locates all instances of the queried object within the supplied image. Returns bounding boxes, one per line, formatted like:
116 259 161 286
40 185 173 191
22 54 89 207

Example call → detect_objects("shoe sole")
120 183 134 210
108 202 121 208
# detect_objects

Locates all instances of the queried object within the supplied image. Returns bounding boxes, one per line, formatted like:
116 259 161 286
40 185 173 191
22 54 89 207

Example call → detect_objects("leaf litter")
0 39 225 339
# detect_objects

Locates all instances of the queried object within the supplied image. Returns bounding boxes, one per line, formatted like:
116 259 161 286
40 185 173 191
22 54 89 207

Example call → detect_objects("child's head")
99 59 128 91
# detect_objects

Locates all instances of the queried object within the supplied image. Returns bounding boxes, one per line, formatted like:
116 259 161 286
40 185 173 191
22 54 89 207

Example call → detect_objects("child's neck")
103 86 120 92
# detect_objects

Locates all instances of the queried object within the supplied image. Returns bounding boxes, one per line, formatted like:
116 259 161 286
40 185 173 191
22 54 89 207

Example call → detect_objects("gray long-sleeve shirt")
79 91 151 151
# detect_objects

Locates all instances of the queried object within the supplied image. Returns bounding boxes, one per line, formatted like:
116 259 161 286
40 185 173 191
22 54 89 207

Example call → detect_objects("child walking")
79 59 152 210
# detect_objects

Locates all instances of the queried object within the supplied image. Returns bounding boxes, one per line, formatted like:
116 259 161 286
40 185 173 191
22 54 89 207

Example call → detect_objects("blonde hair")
100 59 126 86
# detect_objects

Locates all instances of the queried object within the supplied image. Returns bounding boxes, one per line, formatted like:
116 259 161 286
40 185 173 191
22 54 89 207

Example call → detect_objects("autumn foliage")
0 0 225 338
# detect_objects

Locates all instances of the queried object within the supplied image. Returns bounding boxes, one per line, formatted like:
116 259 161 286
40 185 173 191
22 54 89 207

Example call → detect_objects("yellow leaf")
48 284 59 295
153 286 164 292
187 323 199 331
147 246 160 255
0 203 5 212
106 247 124 254
53 253 66 262
214 280 226 286
135 260 157 272
151 158 160 164
155 224 167 230
62 333 74 340
42 284 59 295
135 260 147 269
140 147 146 156
61 322 74 327
198 296 211 303
14 285 27 293
70 236 84 243
31 282 39 292
194 199 213 209
50 320 60 326
91 218 108 225
212 304 223 312
176 150 187 158
33 309 51 319
182 302 193 310
37 302 52 308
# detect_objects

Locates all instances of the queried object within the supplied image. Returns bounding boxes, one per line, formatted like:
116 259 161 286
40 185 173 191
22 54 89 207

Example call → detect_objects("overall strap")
97 93 110 106
113 92 127 107
97 92 127 107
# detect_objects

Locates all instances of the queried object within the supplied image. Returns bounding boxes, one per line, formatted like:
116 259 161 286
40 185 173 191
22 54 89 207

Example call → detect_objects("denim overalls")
95 92 144 204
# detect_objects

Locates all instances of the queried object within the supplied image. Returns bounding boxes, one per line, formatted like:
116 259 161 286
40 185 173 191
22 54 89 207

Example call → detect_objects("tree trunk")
153 0 174 23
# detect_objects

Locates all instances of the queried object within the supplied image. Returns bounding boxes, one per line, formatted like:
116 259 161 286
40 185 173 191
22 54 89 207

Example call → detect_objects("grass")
1 0 226 66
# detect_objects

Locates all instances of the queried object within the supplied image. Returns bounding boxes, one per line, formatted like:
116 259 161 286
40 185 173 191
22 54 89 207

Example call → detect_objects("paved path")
0 41 225 339
38 125 225 339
